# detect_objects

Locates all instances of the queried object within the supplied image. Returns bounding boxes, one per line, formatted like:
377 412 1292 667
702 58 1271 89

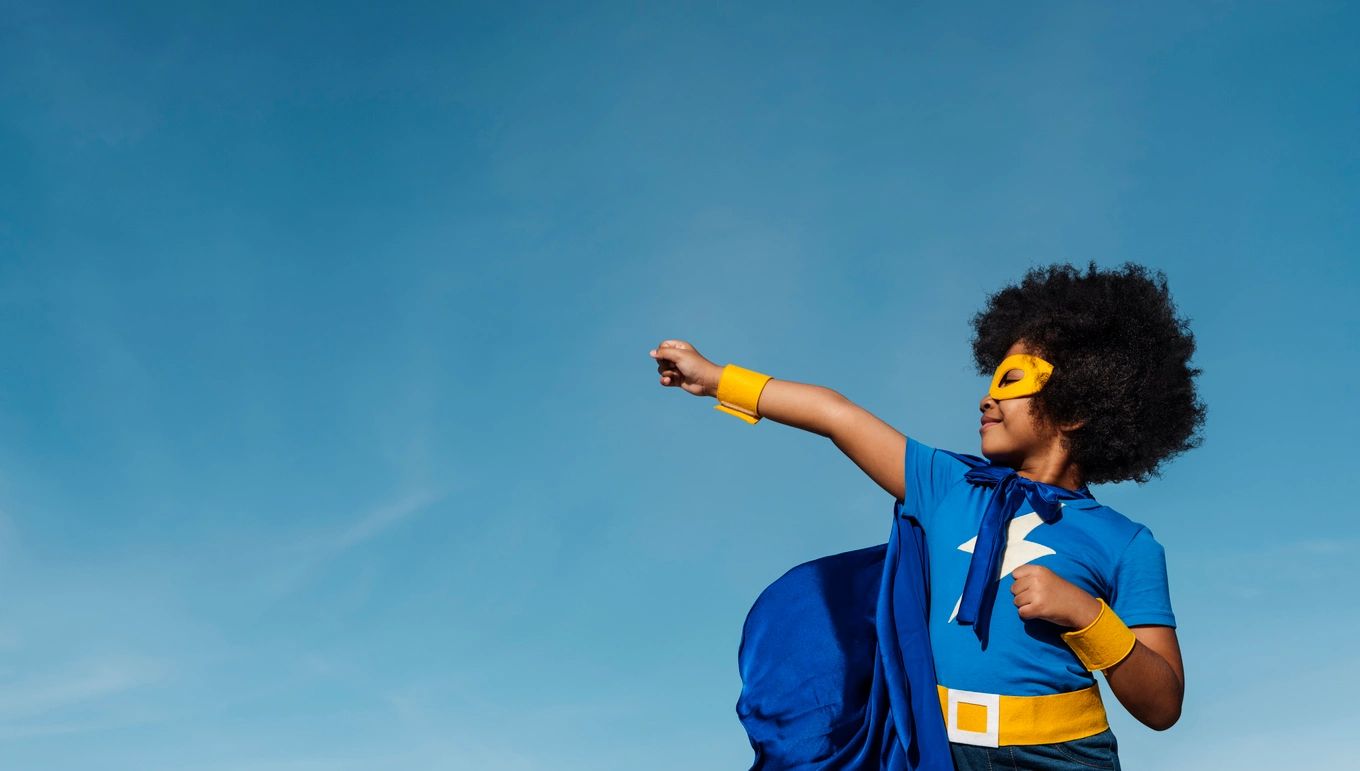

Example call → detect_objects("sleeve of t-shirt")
901 435 968 527
1110 526 1177 628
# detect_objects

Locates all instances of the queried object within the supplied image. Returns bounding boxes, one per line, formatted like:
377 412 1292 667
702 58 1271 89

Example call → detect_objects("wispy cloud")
264 488 448 595
170 734 541 771
0 658 166 723
324 489 444 554
0 707 168 741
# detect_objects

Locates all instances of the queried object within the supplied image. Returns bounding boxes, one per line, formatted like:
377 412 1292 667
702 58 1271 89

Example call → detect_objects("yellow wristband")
1061 599 1137 671
713 364 772 424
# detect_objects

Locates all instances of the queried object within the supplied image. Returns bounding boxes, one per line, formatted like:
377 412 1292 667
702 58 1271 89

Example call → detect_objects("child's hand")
1010 564 1103 629
649 339 722 397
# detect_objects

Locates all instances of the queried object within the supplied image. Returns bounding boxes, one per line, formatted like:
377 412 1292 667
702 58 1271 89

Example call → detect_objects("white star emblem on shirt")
947 509 1060 624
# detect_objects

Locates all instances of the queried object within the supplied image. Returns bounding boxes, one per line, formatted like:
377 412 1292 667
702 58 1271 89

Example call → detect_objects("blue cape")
735 499 954 770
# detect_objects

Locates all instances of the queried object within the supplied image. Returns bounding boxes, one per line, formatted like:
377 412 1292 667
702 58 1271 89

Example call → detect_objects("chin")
980 442 1015 465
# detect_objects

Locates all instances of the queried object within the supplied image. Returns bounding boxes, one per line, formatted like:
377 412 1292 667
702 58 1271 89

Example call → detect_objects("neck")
1014 453 1085 492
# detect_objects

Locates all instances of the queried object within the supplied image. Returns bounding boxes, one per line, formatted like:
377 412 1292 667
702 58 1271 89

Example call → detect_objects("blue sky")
0 2 1356 769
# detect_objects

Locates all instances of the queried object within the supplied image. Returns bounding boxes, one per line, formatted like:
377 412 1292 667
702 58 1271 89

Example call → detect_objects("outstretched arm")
649 339 909 500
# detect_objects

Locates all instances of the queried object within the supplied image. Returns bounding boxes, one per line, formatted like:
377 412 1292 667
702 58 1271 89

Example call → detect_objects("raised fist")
649 339 722 398
1010 564 1103 629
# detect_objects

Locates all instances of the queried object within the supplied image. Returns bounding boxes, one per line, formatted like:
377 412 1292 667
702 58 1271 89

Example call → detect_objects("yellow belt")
937 684 1108 747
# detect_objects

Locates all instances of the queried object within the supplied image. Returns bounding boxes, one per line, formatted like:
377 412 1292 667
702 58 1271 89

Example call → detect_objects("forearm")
1016 577 1185 732
751 377 849 438
753 378 907 500
658 349 905 499
1101 640 1184 730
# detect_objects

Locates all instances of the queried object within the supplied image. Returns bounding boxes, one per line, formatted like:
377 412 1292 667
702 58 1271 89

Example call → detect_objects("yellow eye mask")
989 353 1054 400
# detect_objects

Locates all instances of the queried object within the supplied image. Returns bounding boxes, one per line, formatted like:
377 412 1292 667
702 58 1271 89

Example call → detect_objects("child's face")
978 339 1059 465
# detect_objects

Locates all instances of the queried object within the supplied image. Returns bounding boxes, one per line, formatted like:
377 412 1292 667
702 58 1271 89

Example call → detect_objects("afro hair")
970 261 1207 485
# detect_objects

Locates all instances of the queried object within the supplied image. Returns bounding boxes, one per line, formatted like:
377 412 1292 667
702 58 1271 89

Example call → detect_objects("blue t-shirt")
902 435 1176 696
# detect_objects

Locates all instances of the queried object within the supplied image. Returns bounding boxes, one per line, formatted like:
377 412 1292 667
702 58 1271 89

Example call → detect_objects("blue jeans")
949 728 1121 770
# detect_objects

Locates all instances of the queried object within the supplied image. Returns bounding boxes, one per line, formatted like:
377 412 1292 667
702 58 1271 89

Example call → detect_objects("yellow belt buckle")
945 688 1000 748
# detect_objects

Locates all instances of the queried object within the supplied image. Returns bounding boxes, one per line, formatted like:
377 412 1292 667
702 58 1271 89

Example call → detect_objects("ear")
1059 419 1086 433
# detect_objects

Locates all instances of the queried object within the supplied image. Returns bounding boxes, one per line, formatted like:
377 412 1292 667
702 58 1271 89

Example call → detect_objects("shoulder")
1071 502 1171 587
1081 504 1178 626
905 436 976 476
1065 499 1158 548
901 436 975 519
1055 500 1170 589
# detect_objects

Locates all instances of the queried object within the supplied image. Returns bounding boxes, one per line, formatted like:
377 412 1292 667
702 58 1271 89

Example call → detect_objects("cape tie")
940 452 1095 635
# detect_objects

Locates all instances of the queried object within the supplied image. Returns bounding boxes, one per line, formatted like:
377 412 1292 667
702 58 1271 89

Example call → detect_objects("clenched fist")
648 339 723 397
1010 564 1103 629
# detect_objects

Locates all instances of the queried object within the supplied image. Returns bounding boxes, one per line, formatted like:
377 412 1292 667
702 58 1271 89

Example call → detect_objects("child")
648 262 1203 770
